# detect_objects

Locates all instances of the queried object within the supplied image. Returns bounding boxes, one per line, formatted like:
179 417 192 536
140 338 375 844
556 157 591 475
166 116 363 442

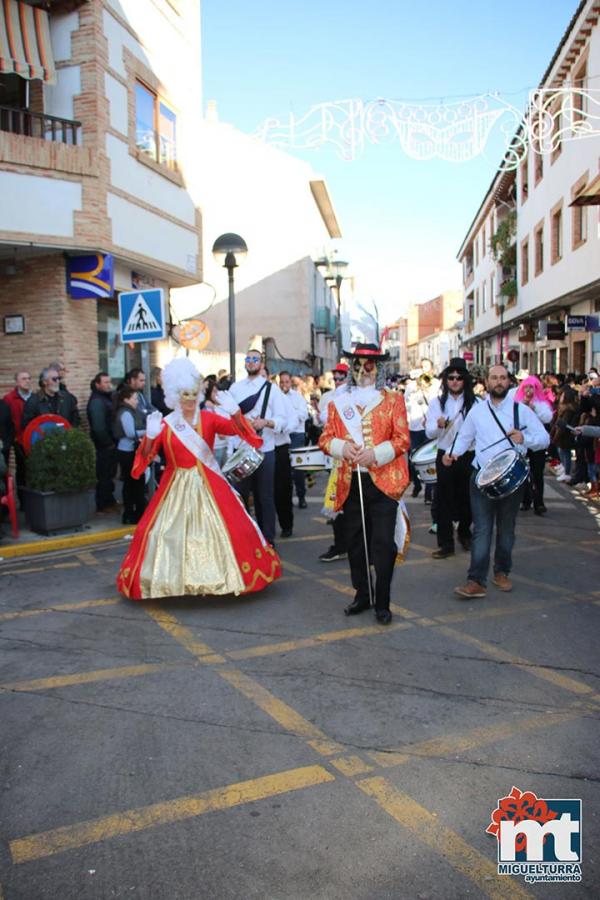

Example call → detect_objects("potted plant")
23 429 96 534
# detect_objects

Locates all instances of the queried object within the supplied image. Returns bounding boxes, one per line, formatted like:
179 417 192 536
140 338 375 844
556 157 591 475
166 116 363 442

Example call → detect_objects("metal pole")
227 260 236 380
356 467 374 608
140 341 151 403
500 304 504 363
335 276 342 360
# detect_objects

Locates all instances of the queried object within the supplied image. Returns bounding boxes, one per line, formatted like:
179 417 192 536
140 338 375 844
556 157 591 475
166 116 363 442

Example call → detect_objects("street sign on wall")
118 289 166 343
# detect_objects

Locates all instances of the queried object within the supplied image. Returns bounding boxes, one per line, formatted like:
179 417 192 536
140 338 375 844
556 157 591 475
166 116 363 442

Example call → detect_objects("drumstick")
481 427 528 453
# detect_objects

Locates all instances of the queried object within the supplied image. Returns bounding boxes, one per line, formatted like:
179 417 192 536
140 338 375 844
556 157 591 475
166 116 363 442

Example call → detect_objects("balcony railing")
0 106 80 144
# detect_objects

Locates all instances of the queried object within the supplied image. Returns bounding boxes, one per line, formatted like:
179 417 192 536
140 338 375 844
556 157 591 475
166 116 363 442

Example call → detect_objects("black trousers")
118 450 146 523
344 473 398 611
274 444 294 532
435 450 473 550
95 446 117 510
332 512 347 553
522 449 546 510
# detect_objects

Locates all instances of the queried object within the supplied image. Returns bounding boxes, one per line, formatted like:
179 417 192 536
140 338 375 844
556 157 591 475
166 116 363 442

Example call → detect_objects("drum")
410 439 438 484
222 443 264 484
290 445 332 472
475 448 529 499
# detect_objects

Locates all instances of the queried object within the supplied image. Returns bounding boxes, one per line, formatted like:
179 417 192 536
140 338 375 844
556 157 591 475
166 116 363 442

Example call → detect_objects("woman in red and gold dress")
117 358 281 600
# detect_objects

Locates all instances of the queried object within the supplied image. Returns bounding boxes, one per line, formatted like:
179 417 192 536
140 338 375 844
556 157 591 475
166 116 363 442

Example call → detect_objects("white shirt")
452 394 550 470
507 387 553 424
274 391 298 447
425 393 469 451
406 385 435 431
284 387 309 434
319 384 347 424
229 375 288 453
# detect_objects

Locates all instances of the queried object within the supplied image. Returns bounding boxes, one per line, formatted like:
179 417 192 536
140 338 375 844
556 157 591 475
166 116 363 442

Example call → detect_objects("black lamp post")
212 233 248 380
328 258 348 358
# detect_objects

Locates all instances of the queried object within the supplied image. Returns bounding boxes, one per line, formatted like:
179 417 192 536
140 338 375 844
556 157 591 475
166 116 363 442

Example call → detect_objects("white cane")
355 464 374 608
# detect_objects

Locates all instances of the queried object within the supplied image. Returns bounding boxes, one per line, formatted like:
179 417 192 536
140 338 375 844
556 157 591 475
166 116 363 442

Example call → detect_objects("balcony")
314 307 330 333
0 106 80 144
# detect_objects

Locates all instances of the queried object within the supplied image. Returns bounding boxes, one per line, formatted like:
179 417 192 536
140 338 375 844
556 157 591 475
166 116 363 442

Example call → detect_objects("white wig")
162 357 204 410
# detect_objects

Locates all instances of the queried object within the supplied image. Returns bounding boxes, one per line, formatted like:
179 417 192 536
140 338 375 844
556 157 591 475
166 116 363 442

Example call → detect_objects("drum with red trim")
22 414 72 455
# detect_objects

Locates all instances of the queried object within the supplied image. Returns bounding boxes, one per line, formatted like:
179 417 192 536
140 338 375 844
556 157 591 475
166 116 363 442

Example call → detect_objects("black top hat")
342 342 390 362
442 357 469 375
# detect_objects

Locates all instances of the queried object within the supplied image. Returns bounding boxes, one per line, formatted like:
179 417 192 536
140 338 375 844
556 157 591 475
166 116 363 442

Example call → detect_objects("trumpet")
417 373 433 388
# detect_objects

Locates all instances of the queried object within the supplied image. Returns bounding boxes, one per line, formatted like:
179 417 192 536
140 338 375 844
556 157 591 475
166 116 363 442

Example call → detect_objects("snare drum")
410 439 438 484
290 445 332 472
475 448 529 499
222 443 264 484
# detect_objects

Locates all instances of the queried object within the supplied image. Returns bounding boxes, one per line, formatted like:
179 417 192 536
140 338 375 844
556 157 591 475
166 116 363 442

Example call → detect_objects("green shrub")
27 428 96 493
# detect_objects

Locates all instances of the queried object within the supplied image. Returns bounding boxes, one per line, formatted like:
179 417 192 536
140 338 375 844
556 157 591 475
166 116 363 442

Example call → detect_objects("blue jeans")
290 432 307 501
558 448 572 476
468 471 523 587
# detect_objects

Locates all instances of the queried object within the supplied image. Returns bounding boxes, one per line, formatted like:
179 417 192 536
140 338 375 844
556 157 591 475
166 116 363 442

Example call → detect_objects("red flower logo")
487 786 558 854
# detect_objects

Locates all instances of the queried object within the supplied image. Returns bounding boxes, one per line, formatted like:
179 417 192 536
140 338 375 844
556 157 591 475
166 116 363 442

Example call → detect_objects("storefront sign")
507 349 520 363
67 254 114 299
546 322 565 340
463 350 474 361
566 315 599 332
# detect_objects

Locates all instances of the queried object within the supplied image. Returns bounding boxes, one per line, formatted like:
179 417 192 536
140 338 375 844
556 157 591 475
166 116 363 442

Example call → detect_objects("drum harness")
447 402 523 468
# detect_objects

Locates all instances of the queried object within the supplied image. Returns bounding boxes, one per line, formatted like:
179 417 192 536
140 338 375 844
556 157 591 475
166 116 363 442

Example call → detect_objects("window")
572 173 589 250
573 58 587 126
534 222 544 276
0 74 27 110
475 288 479 317
490 272 495 306
521 238 529 285
474 240 478 268
551 96 562 163
520 156 529 204
551 203 563 264
135 81 177 170
534 151 543 185
482 280 487 313
481 225 486 260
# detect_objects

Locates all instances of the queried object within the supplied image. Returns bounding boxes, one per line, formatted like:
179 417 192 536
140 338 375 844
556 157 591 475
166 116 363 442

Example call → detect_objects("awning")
0 0 56 84
570 172 600 207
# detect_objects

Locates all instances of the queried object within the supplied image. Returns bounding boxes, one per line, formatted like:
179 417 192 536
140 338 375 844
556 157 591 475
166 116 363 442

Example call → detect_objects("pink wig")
515 375 549 407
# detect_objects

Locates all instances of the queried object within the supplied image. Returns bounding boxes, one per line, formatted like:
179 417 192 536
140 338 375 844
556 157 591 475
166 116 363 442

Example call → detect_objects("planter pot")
22 488 95 535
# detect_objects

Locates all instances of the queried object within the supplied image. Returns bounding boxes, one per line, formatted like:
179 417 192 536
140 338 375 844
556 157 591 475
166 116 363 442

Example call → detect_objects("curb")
0 527 133 560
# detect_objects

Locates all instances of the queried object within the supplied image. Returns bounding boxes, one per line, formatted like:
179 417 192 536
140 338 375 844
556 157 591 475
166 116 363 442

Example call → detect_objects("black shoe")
280 528 293 538
520 502 531 511
375 609 392 625
458 536 471 552
319 545 348 562
432 548 454 559
121 514 136 524
344 599 371 616
298 499 308 509
534 505 547 516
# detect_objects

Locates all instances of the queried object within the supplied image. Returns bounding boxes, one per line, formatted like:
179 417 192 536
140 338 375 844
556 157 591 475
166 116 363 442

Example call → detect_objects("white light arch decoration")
254 89 600 171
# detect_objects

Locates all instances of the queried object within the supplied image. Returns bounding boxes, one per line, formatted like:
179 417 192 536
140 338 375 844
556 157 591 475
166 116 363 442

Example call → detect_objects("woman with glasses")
425 358 476 559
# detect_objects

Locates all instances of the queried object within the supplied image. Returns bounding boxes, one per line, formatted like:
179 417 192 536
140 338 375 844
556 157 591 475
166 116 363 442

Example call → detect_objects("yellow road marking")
228 621 411 660
10 765 335 864
281 560 310 576
437 625 595 697
435 596 570 624
510 572 572 595
356 777 531 900
51 561 81 570
389 603 419 619
317 576 354 596
368 708 581 767
218 667 344 756
329 755 374 777
76 550 99 566
0 598 120 622
0 663 175 693
284 533 331 543
0 527 132 559
142 604 226 664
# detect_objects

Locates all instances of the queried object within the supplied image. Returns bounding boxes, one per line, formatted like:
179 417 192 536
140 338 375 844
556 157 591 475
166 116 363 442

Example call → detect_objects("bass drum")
222 443 264 484
475 448 529 499
290 445 332 472
410 439 438 484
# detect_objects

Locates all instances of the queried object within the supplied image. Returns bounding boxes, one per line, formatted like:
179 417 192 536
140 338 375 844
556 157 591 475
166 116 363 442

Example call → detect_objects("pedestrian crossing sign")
118 288 166 343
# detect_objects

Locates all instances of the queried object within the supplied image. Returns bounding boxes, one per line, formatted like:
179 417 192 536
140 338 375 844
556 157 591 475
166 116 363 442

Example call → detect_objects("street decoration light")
212 233 248 379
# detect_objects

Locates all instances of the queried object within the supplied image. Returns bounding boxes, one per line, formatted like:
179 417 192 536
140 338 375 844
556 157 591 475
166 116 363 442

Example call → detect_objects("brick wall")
0 255 99 413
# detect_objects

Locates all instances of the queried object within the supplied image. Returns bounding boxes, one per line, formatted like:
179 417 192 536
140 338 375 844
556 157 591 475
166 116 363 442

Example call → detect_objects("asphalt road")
0 477 599 900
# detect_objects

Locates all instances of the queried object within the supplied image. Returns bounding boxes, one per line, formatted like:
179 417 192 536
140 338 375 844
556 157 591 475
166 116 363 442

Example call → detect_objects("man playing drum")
319 344 410 624
425 358 476 559
443 365 549 599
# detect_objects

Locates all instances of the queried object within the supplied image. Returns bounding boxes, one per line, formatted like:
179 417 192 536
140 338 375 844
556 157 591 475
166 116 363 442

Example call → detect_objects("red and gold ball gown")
117 410 281 600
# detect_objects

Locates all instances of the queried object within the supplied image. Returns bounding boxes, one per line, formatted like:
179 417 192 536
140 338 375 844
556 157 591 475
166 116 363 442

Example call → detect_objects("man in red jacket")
3 370 32 503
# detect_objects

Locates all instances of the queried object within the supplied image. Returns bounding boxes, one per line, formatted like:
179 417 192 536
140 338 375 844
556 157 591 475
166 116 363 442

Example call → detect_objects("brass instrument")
417 373 433 388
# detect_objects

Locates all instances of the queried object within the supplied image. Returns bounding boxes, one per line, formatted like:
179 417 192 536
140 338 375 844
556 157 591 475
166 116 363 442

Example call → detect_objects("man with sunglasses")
425 358 476 559
23 366 80 429
319 344 410 624
230 350 288 546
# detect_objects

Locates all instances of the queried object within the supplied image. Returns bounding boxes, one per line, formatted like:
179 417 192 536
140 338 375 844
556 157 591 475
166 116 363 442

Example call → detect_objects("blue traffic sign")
118 288 166 343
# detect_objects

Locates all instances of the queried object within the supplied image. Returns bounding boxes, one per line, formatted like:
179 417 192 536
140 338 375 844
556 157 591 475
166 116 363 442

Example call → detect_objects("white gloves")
146 411 163 439
215 390 240 415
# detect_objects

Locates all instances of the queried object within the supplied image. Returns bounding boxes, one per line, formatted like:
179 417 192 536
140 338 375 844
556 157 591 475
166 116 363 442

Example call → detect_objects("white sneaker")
556 473 570 482
553 465 565 477
429 523 437 534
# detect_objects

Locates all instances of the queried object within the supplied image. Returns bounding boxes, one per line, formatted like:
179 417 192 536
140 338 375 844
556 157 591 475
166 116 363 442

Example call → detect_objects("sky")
201 0 580 325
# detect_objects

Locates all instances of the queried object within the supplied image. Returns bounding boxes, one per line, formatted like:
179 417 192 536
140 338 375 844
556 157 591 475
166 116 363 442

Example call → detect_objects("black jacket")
87 389 115 449
0 399 14 463
22 390 80 430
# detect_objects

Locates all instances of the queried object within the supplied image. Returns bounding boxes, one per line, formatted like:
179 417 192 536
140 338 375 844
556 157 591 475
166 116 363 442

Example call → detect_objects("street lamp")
497 295 506 364
327 258 348 358
212 233 248 380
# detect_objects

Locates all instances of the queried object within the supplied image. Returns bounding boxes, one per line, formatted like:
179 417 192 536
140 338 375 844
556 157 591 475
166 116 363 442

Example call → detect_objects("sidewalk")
0 504 132 560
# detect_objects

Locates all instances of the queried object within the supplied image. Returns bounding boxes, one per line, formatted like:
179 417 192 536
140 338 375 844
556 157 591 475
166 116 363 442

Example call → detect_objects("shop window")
135 81 177 170
521 238 529 285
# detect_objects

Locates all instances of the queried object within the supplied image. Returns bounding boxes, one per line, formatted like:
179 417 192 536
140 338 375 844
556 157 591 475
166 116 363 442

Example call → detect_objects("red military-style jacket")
319 388 410 511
